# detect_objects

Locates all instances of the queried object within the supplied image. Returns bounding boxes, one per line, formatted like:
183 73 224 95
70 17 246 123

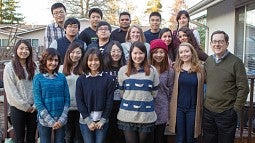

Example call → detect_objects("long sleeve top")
75 72 114 125
33 73 70 127
117 65 159 124
3 62 37 112
155 68 174 125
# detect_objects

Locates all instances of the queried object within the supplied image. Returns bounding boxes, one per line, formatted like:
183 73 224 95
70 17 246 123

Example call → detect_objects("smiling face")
87 54 100 73
130 27 141 42
161 31 172 46
178 45 192 63
69 47 82 63
210 33 228 58
46 55 59 74
152 48 166 63
96 25 111 40
90 12 102 28
52 7 66 24
178 31 188 43
131 47 145 67
178 14 189 28
149 16 161 31
119 14 131 30
110 45 122 62
17 43 30 60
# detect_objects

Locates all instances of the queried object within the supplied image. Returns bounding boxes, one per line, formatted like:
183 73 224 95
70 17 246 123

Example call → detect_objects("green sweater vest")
204 53 249 113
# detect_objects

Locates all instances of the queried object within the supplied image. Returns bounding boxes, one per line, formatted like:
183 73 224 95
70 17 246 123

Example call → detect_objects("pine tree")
145 0 162 14
0 0 24 24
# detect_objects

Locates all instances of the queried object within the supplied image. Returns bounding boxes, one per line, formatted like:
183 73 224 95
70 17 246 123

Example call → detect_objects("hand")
95 121 104 129
88 122 96 131
26 107 33 113
52 121 62 130
30 107 36 113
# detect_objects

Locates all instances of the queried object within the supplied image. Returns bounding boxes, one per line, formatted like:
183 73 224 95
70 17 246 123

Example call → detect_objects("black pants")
65 110 83 143
153 123 166 143
10 106 37 143
202 107 237 143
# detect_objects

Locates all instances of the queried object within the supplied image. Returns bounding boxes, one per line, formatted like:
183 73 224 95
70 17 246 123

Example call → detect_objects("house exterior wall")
207 0 235 55
19 29 45 47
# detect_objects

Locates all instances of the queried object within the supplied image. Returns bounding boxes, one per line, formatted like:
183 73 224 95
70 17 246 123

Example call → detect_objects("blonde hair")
125 24 146 43
174 42 201 73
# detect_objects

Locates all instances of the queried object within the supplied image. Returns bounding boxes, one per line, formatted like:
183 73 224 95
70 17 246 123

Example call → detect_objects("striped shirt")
44 22 65 49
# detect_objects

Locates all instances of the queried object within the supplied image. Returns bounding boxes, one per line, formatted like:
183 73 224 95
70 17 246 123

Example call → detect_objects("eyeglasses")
211 40 225 45
53 10 65 16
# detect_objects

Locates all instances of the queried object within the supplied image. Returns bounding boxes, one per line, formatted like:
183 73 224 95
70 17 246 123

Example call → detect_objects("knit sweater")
75 72 114 125
169 65 204 138
155 68 174 125
204 53 249 113
59 65 79 110
117 65 159 124
33 73 70 127
3 62 37 112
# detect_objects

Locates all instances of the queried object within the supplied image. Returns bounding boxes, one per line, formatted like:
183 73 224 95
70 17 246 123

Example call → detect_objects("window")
32 39 38 47
235 3 255 73
1 39 8 46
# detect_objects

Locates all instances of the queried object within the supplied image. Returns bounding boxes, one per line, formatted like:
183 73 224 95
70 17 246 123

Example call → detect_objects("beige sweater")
3 62 36 112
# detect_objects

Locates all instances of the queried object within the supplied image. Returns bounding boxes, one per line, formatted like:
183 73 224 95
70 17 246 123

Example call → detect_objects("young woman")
103 41 126 143
121 25 150 60
173 10 201 47
178 27 208 61
33 48 70 143
3 39 37 143
59 42 84 143
117 41 159 143
159 28 176 62
149 39 174 143
169 43 204 143
75 48 114 143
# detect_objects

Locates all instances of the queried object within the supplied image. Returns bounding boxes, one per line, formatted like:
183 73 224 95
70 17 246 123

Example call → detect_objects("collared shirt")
44 22 65 49
42 72 58 79
213 50 230 63
111 28 128 43
85 72 103 78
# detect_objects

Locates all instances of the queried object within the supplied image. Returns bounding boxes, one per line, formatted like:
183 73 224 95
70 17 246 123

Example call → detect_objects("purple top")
155 68 174 125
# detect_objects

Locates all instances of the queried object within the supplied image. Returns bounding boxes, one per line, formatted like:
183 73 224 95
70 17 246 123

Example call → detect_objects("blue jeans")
38 122 66 143
80 123 109 143
176 107 197 143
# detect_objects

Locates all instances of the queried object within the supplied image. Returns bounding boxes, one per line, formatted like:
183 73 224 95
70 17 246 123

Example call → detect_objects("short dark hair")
89 8 103 19
96 21 112 32
149 12 161 20
119 12 131 19
64 18 80 30
39 48 61 74
82 48 103 74
51 2 66 14
211 30 229 43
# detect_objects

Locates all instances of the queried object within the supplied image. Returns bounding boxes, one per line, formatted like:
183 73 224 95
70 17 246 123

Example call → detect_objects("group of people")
3 2 250 143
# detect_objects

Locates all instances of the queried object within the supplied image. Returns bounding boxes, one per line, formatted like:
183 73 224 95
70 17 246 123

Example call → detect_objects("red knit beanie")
150 39 168 53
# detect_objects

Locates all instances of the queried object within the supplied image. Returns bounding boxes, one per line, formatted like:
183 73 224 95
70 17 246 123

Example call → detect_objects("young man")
49 18 86 64
44 2 66 49
203 30 249 143
87 21 112 55
144 12 161 43
110 12 131 43
78 8 103 45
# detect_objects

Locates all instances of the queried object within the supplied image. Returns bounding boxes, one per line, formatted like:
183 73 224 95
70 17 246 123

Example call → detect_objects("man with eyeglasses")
44 2 66 49
144 12 162 43
87 21 113 55
110 12 131 43
203 30 249 143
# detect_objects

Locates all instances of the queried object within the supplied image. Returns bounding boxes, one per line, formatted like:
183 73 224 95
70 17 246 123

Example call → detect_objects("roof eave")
188 0 225 16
